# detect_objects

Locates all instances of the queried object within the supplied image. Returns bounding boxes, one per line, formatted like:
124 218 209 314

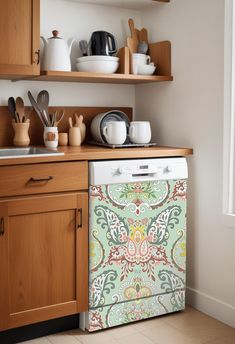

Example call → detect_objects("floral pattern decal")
88 179 187 330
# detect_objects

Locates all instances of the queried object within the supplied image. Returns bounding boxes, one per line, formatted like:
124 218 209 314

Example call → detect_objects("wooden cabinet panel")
0 192 88 330
0 0 40 78
9 210 76 313
0 161 88 197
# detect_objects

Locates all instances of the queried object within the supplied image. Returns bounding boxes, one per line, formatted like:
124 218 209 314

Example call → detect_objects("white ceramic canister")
43 127 58 148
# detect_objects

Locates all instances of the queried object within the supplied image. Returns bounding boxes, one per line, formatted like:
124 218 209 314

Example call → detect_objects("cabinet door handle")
0 217 4 236
77 208 83 229
29 176 53 183
34 49 40 65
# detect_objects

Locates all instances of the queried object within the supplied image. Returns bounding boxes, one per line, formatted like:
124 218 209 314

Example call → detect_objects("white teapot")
41 30 75 71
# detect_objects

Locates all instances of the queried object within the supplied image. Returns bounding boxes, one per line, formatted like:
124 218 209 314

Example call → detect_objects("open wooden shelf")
28 41 172 85
33 71 173 84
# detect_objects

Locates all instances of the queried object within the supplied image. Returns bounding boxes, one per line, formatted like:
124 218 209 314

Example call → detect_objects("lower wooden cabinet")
0 192 88 331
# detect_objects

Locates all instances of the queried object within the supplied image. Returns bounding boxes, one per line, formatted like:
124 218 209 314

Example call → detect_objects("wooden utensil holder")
12 122 30 147
116 41 171 76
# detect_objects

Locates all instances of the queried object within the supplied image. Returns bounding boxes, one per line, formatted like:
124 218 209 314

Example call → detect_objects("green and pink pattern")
88 179 187 331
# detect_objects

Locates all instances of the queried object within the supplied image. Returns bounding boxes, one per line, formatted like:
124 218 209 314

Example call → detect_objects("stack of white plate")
75 56 119 74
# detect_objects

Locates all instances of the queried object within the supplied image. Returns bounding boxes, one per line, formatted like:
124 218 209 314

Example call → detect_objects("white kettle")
41 30 75 71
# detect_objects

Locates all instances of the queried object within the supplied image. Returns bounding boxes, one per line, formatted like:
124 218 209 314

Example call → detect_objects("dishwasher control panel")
89 158 188 185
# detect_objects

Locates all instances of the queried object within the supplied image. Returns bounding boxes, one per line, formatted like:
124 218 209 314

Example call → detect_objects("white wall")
0 0 139 108
136 0 235 327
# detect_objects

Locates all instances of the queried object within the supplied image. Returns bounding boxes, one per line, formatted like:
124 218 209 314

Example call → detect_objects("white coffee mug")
129 121 151 144
103 121 127 145
132 53 151 75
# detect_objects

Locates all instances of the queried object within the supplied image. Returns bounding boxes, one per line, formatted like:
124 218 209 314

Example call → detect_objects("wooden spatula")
128 18 139 40
139 27 148 44
127 18 139 54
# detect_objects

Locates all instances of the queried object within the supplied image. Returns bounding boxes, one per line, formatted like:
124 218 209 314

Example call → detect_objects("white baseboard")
186 286 235 328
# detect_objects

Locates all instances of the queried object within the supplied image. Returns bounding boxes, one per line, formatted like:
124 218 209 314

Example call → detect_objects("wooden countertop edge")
0 145 193 166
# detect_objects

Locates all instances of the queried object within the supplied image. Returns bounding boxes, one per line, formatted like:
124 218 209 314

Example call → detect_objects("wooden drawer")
0 161 88 197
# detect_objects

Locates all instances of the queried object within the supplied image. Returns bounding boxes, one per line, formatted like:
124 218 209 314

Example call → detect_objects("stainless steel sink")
0 147 64 159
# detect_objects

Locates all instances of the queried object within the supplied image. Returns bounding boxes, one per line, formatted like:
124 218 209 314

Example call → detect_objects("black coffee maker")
89 31 117 56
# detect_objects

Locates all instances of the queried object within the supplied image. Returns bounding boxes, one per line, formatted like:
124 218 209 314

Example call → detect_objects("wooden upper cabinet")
0 0 40 79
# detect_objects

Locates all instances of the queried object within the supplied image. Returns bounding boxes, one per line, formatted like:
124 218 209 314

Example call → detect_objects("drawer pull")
77 208 83 229
0 217 4 236
29 176 53 183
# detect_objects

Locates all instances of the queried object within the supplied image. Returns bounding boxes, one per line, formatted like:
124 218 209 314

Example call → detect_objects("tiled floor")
20 306 235 344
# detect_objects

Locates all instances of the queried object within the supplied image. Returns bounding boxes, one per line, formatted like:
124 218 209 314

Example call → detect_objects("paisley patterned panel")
89 180 187 309
87 291 185 332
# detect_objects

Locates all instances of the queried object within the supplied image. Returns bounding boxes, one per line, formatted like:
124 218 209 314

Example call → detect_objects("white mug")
103 121 126 145
129 121 151 144
132 53 151 75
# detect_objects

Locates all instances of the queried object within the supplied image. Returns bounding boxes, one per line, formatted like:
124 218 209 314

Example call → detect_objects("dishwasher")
80 157 188 332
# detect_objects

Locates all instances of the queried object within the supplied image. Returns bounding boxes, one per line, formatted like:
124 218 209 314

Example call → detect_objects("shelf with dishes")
31 40 172 85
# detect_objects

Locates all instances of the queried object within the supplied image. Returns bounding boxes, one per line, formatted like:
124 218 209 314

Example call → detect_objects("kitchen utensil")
23 107 32 123
90 110 130 143
68 117 73 128
137 41 148 54
89 31 117 56
129 121 151 144
126 18 139 54
76 114 86 143
128 18 139 41
28 91 47 126
103 121 126 145
139 27 148 44
12 122 30 147
37 90 50 126
41 30 75 71
54 110 65 127
79 40 88 56
76 59 119 73
8 97 18 122
15 97 25 123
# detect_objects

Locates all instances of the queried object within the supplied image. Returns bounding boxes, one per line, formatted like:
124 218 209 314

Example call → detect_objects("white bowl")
137 64 156 75
76 60 119 74
76 55 119 63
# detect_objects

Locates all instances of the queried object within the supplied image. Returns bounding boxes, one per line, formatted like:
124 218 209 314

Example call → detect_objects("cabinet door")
0 0 40 78
0 192 88 331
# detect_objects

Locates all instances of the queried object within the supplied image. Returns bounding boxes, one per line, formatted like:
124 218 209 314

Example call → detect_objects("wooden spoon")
68 117 73 128
15 97 25 123
54 110 65 127
8 97 18 122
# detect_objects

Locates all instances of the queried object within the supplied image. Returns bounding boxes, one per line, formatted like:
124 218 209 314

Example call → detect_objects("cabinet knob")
0 217 5 236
